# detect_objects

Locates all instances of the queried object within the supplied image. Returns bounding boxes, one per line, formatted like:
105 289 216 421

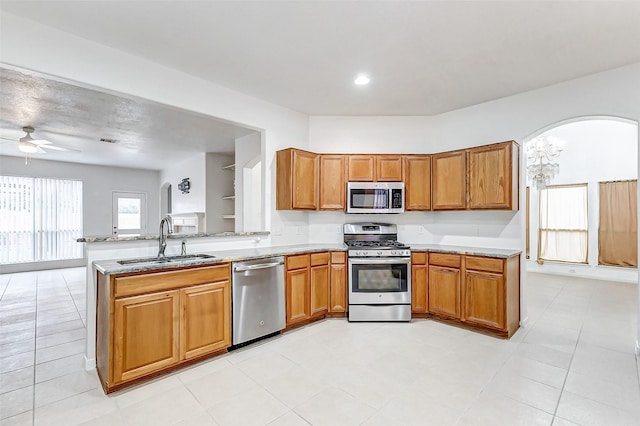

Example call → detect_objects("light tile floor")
0 268 639 425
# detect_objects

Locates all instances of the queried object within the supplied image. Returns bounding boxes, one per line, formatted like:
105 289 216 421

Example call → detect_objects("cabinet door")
428 266 461 319
329 262 347 313
276 148 318 210
292 150 318 209
113 291 180 383
348 155 375 181
465 271 505 330
286 268 310 325
310 264 329 317
411 252 428 313
412 265 428 314
432 150 466 210
319 155 346 210
376 155 403 181
180 281 231 361
468 142 516 210
404 155 431 210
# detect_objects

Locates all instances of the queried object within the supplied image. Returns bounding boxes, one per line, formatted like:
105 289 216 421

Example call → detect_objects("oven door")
348 257 411 305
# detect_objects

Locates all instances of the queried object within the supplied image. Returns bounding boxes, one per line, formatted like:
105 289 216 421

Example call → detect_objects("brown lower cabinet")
464 255 520 336
428 253 462 319
285 252 329 326
424 252 520 337
411 252 428 314
97 264 231 393
329 251 347 313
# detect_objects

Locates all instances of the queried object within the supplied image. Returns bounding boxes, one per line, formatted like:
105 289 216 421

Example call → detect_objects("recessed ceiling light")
354 74 370 86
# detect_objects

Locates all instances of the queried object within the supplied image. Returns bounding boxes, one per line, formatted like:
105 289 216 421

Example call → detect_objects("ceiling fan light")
18 141 39 154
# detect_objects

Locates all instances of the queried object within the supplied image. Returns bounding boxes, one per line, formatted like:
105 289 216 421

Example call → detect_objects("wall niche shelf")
223 163 236 224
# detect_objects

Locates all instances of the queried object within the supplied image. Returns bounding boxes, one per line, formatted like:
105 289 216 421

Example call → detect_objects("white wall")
0 155 160 272
160 153 207 214
526 119 638 282
235 132 262 232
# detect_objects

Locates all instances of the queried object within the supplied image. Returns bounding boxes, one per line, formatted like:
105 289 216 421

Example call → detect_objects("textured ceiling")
0 68 256 170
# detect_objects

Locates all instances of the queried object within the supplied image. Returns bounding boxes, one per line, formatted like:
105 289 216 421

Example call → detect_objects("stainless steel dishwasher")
232 256 285 346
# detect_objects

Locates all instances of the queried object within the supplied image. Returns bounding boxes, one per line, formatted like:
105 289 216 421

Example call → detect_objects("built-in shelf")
223 164 235 223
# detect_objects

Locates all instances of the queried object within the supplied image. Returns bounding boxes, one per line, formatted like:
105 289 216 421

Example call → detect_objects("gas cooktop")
343 223 410 257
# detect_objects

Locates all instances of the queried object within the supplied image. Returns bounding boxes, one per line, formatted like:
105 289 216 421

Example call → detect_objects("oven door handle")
348 257 411 265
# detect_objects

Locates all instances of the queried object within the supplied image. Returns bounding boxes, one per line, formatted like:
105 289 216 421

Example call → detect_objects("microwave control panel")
391 189 403 208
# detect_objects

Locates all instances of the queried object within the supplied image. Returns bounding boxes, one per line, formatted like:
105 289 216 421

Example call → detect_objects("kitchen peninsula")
82 231 520 392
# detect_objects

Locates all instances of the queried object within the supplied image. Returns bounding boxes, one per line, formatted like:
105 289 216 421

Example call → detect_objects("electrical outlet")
568 268 576 274
418 226 425 234
295 226 301 235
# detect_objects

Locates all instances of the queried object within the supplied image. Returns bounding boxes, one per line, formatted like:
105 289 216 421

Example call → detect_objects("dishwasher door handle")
234 261 284 272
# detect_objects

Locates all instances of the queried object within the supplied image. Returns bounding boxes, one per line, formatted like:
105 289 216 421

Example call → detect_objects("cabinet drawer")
411 252 427 264
287 254 310 270
114 264 230 298
330 251 346 264
428 253 461 268
310 252 329 266
466 256 504 273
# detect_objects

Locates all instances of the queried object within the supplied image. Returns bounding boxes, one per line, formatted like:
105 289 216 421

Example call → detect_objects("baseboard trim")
85 355 96 371
520 315 530 328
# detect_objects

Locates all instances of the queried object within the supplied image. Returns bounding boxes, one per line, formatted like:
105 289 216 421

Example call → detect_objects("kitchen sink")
117 254 218 265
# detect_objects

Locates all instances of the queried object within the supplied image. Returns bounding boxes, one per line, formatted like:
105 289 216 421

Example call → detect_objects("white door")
112 191 147 235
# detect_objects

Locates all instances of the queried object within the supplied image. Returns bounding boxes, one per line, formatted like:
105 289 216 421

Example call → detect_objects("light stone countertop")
94 243 521 275
410 244 521 258
78 231 270 243
93 244 347 275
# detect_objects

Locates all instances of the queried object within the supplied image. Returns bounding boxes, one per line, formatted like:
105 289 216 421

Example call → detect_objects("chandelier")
525 135 565 189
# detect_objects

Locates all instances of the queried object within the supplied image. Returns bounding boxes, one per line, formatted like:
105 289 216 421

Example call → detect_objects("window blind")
0 176 83 264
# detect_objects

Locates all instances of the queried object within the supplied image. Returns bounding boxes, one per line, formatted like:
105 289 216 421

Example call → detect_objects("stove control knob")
377 250 383 256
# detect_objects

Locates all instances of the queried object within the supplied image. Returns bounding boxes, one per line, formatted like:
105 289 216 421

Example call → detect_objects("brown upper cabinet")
432 150 466 210
376 155 403 181
277 148 318 210
276 140 518 212
347 155 403 182
347 155 375 181
467 141 519 210
319 155 346 210
403 155 431 211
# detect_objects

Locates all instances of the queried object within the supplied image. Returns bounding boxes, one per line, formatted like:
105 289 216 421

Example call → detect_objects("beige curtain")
538 184 588 263
598 180 637 267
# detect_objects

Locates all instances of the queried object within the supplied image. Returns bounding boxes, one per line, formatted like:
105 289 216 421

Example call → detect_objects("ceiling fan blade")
39 144 81 153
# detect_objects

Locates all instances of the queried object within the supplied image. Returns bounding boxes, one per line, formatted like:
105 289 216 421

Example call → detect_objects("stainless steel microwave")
347 182 405 214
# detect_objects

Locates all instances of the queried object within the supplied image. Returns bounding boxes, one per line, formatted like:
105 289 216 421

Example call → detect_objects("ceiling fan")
0 126 81 164
11 126 81 154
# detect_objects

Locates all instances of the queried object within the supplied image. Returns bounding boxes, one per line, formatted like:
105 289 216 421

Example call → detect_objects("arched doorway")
523 116 638 282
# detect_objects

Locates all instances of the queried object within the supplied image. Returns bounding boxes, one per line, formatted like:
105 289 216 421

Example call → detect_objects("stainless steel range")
344 223 411 322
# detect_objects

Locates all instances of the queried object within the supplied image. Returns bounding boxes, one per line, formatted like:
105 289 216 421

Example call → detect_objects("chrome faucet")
158 214 174 257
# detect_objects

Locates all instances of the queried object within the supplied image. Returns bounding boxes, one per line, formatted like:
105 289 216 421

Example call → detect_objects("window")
112 191 147 235
598 180 637 267
0 176 83 264
538 184 588 263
